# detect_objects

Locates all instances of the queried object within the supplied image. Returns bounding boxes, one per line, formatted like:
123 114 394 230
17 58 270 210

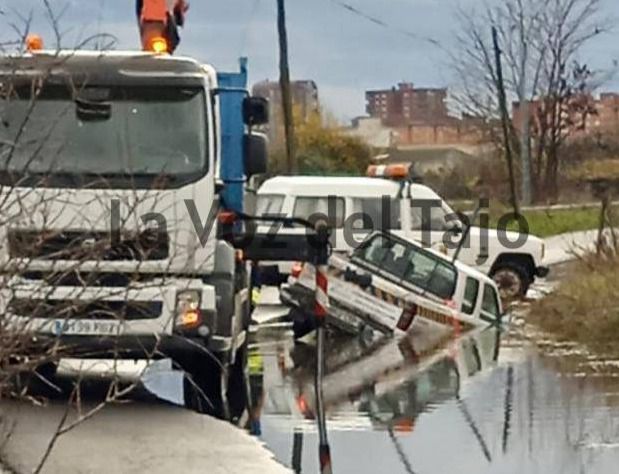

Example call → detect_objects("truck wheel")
182 343 249 422
226 341 249 424
491 262 530 299
14 362 59 398
182 354 230 420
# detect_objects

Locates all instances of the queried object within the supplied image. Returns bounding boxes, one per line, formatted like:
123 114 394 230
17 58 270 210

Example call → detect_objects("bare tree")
451 0 612 203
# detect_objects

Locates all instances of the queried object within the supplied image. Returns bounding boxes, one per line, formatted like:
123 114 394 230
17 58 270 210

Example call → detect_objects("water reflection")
248 327 619 474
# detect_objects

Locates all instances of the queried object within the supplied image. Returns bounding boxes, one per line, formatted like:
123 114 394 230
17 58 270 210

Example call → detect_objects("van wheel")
491 262 529 299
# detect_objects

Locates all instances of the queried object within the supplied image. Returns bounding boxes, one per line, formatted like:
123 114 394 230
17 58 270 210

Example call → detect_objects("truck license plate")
52 320 120 336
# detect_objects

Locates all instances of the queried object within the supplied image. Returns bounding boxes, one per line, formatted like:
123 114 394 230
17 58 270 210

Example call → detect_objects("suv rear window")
354 234 457 299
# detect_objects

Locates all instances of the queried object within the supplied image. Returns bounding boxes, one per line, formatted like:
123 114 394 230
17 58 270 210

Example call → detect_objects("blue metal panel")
217 57 248 213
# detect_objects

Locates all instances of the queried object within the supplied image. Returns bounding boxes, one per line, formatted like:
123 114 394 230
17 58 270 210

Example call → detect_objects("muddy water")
247 324 619 473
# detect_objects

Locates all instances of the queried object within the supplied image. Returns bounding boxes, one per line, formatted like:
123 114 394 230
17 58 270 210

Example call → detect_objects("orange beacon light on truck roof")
25 34 44 52
146 36 169 54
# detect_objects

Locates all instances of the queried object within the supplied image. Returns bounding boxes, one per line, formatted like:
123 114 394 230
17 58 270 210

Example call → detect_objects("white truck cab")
256 170 548 297
0 49 268 419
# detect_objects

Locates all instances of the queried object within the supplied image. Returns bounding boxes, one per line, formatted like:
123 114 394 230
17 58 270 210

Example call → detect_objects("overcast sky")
3 0 619 121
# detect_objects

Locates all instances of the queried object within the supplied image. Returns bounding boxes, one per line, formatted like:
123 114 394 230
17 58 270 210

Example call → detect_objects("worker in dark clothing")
136 0 189 53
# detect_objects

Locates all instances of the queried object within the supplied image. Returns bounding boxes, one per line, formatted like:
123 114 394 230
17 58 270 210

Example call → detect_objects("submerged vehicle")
280 231 504 338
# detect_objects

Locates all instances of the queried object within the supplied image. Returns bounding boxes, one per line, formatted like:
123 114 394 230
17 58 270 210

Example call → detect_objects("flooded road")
6 283 619 473
247 308 619 473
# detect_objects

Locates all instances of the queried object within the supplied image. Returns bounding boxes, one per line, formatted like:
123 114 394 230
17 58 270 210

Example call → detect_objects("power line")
327 0 443 50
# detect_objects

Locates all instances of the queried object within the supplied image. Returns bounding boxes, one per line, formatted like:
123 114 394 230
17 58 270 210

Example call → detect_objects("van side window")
461 277 479 315
352 198 401 230
481 284 501 318
293 196 345 228
256 194 285 216
410 201 450 231
353 234 457 299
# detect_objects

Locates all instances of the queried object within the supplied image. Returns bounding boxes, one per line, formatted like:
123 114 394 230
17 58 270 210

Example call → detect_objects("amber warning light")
146 36 169 54
25 34 44 52
367 163 412 180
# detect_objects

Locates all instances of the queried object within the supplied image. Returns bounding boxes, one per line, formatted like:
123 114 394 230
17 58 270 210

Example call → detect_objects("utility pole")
277 0 297 173
518 31 532 206
492 27 520 215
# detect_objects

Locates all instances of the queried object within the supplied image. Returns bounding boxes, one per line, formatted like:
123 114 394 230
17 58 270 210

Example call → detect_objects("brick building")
365 82 449 127
512 92 619 138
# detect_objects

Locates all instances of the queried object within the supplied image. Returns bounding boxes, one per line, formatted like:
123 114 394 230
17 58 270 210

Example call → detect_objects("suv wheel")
491 262 530 299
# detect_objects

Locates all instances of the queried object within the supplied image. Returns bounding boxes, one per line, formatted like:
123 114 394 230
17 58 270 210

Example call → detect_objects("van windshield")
353 234 457 299
0 84 208 188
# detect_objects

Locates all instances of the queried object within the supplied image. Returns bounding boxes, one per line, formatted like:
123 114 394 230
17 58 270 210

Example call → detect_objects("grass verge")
490 206 619 238
528 255 619 354
452 202 618 238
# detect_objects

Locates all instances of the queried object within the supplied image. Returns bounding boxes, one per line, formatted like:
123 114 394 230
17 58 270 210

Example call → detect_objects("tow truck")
0 35 269 419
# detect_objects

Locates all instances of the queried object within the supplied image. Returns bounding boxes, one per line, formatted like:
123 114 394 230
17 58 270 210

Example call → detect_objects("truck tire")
226 341 249 424
181 341 249 422
182 353 230 419
14 362 60 398
491 262 530 299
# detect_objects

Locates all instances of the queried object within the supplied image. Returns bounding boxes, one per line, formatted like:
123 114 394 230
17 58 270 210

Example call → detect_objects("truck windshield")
0 84 208 188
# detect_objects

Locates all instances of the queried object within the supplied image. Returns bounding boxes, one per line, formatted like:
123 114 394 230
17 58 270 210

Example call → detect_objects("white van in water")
280 231 504 337
255 170 548 297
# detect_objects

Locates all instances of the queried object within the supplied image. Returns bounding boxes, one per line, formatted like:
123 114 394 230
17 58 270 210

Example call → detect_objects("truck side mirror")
243 96 269 126
244 132 268 177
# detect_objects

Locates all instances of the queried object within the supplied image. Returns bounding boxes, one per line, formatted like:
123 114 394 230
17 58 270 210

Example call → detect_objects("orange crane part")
141 0 168 22
137 0 189 53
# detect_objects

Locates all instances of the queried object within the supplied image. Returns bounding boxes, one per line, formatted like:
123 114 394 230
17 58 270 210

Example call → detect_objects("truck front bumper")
0 276 241 359
30 332 242 361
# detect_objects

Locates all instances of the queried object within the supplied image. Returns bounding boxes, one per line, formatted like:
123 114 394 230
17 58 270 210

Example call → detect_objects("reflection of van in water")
289 327 502 429
256 172 548 297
